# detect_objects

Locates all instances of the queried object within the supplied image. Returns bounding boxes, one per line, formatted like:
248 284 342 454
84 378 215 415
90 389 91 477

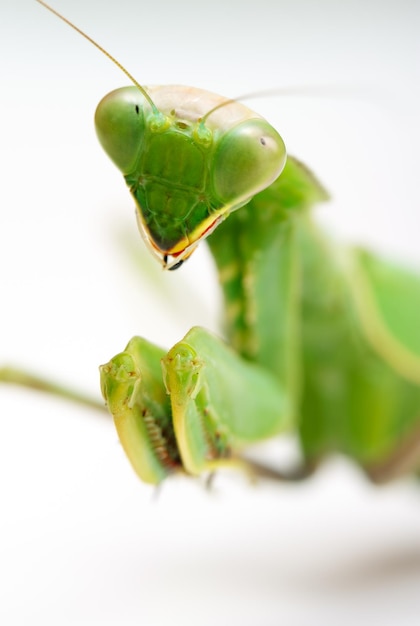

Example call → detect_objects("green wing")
350 249 420 384
296 222 420 471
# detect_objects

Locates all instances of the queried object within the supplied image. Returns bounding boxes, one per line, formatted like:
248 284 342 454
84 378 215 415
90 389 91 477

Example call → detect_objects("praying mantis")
1 0 420 488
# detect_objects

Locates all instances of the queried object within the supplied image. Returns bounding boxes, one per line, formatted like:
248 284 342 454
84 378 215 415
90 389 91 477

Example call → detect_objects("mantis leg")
0 367 106 414
100 336 181 484
100 327 292 483
161 326 292 477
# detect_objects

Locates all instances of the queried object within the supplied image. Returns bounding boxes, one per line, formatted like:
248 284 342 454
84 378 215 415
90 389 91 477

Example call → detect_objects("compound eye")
212 119 286 206
95 86 146 174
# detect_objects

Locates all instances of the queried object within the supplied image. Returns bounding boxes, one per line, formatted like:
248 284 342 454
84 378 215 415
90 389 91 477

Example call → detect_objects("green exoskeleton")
2 0 420 487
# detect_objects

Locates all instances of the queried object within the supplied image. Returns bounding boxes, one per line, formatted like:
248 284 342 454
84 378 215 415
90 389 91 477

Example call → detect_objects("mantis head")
95 86 286 268
35 0 286 269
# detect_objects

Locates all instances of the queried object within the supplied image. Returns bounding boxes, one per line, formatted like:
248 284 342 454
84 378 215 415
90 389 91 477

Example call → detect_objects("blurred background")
0 1 419 624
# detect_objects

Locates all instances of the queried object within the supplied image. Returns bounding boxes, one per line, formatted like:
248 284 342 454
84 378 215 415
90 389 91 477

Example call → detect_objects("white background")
1 1 420 624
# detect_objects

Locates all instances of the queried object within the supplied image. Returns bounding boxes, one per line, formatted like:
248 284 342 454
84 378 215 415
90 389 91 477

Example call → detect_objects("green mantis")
2 1 420 488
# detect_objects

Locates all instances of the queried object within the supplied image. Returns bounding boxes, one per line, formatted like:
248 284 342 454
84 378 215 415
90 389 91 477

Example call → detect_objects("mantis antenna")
36 1 363 130
200 84 369 125
35 0 160 116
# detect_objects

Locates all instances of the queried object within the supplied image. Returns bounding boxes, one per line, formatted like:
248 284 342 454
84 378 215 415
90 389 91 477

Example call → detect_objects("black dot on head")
260 137 266 146
135 105 140 114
